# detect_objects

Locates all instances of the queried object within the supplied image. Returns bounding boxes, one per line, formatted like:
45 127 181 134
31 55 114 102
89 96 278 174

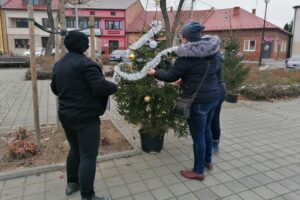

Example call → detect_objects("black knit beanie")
181 22 205 42
64 31 89 54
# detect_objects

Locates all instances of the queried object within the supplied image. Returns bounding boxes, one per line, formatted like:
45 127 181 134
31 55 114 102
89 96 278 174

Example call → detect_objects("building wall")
204 29 290 60
5 9 57 55
65 8 126 54
125 0 143 27
292 6 300 55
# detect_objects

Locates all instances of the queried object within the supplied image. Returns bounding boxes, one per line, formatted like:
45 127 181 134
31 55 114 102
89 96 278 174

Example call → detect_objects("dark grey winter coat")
154 35 221 103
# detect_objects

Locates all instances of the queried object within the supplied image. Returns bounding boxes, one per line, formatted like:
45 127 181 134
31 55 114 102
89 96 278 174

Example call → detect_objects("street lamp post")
259 0 270 66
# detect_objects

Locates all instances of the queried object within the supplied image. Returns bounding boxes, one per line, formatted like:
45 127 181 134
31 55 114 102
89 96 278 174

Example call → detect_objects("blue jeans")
187 100 218 174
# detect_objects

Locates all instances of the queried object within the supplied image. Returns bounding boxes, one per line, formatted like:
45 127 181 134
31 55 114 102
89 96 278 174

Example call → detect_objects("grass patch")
240 65 300 100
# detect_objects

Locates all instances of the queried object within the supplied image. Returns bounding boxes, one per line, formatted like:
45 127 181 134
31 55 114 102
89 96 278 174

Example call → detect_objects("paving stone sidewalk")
1 68 300 200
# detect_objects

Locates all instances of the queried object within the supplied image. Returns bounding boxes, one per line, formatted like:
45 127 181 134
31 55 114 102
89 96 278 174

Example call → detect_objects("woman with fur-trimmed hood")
148 22 221 181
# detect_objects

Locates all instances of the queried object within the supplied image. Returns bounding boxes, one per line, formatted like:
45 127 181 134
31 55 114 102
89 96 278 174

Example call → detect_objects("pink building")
0 0 143 55
65 0 143 54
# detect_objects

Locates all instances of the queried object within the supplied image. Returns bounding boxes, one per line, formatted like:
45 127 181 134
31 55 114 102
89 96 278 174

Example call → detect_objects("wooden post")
27 5 41 147
54 17 63 131
89 16 96 61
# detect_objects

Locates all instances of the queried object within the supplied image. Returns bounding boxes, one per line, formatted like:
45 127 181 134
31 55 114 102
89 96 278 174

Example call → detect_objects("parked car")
109 50 127 62
23 47 45 57
286 55 300 69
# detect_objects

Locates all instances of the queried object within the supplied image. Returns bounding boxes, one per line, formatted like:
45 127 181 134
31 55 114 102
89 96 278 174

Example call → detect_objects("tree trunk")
45 0 55 56
160 0 185 48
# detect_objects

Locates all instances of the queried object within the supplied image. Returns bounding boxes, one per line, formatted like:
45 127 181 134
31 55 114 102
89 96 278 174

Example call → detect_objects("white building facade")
4 9 57 56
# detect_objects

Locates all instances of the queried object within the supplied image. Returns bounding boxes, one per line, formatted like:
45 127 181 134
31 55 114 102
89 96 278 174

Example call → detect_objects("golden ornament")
154 0 160 5
128 53 136 61
144 95 151 102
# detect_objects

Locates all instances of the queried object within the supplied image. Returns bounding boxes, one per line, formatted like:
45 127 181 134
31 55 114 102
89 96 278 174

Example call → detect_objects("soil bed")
0 120 133 172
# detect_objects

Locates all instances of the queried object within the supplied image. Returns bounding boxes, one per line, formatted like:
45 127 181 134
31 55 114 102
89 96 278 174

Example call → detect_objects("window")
244 40 256 51
15 18 28 28
67 17 99 29
111 11 116 16
274 41 277 52
66 17 76 28
105 21 122 30
281 41 287 52
94 18 100 29
15 39 29 48
42 18 50 28
78 18 89 28
23 0 45 5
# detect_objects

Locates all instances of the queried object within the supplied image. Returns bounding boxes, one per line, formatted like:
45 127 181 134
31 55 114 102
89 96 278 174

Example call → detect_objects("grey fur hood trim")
176 35 221 58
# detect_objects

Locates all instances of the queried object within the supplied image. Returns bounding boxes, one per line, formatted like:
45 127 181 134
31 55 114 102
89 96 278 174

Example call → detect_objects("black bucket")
139 131 164 153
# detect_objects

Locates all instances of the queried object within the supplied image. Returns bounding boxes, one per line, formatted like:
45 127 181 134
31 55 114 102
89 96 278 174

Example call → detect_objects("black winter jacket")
216 52 227 101
51 52 117 122
155 35 221 103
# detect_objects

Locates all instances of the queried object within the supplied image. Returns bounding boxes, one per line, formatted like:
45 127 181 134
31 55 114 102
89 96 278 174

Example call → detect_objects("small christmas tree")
114 34 188 140
223 39 249 97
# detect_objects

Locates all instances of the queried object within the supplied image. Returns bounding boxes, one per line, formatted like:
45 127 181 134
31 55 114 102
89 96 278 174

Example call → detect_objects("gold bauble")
144 95 151 102
154 0 160 5
128 53 136 61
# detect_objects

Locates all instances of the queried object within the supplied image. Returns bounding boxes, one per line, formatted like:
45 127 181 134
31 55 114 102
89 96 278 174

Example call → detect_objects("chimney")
233 6 240 16
170 6 173 12
252 9 256 15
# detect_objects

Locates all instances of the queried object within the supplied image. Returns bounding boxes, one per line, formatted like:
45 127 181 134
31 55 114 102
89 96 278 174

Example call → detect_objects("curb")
0 148 141 181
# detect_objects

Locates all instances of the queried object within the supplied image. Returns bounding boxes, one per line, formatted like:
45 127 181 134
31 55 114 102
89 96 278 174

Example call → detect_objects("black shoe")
81 195 110 200
65 183 80 196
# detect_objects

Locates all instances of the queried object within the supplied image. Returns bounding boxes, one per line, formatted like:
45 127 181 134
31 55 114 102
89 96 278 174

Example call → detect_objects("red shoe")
180 170 205 181
204 163 213 171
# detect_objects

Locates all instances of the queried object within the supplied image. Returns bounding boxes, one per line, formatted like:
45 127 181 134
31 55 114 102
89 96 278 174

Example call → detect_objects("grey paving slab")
2 69 300 200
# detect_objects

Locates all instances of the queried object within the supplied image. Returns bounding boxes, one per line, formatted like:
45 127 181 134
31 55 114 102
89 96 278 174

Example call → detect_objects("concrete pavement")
1 68 300 200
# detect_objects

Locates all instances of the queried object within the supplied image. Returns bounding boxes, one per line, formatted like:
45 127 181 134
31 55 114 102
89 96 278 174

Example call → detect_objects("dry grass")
240 64 300 100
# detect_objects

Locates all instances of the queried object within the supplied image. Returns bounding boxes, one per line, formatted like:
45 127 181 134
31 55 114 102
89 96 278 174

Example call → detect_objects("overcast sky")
140 0 299 28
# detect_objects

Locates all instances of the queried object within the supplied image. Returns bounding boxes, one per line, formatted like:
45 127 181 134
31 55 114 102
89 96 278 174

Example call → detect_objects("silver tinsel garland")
113 46 178 81
113 20 179 82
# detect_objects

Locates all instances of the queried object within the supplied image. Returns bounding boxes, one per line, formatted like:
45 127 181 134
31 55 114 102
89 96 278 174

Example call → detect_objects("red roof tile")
127 7 290 35
126 9 212 33
203 7 279 31
2 0 59 10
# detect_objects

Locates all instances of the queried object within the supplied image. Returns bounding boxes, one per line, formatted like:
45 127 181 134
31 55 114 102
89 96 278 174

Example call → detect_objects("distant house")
1 0 143 56
291 5 300 56
127 6 292 61
126 8 214 46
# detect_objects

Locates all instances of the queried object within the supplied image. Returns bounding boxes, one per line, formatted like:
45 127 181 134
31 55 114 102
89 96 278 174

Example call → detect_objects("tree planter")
139 130 164 153
226 94 239 103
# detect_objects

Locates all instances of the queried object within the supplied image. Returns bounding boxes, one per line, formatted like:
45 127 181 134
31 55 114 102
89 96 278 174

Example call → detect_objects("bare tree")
45 0 55 56
160 0 185 47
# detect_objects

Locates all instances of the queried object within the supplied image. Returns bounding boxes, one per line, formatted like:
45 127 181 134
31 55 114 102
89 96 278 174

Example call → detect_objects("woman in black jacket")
148 22 220 181
211 52 227 153
51 31 116 200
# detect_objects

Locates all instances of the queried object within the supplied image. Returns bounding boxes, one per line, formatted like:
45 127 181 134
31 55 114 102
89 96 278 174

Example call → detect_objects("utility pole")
190 0 195 21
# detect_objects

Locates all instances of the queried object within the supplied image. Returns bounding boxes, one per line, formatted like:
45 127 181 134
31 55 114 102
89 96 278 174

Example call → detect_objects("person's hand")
147 68 156 76
171 79 181 87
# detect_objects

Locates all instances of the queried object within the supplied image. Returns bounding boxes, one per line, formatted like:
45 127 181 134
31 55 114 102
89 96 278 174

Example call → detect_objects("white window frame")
244 40 256 52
